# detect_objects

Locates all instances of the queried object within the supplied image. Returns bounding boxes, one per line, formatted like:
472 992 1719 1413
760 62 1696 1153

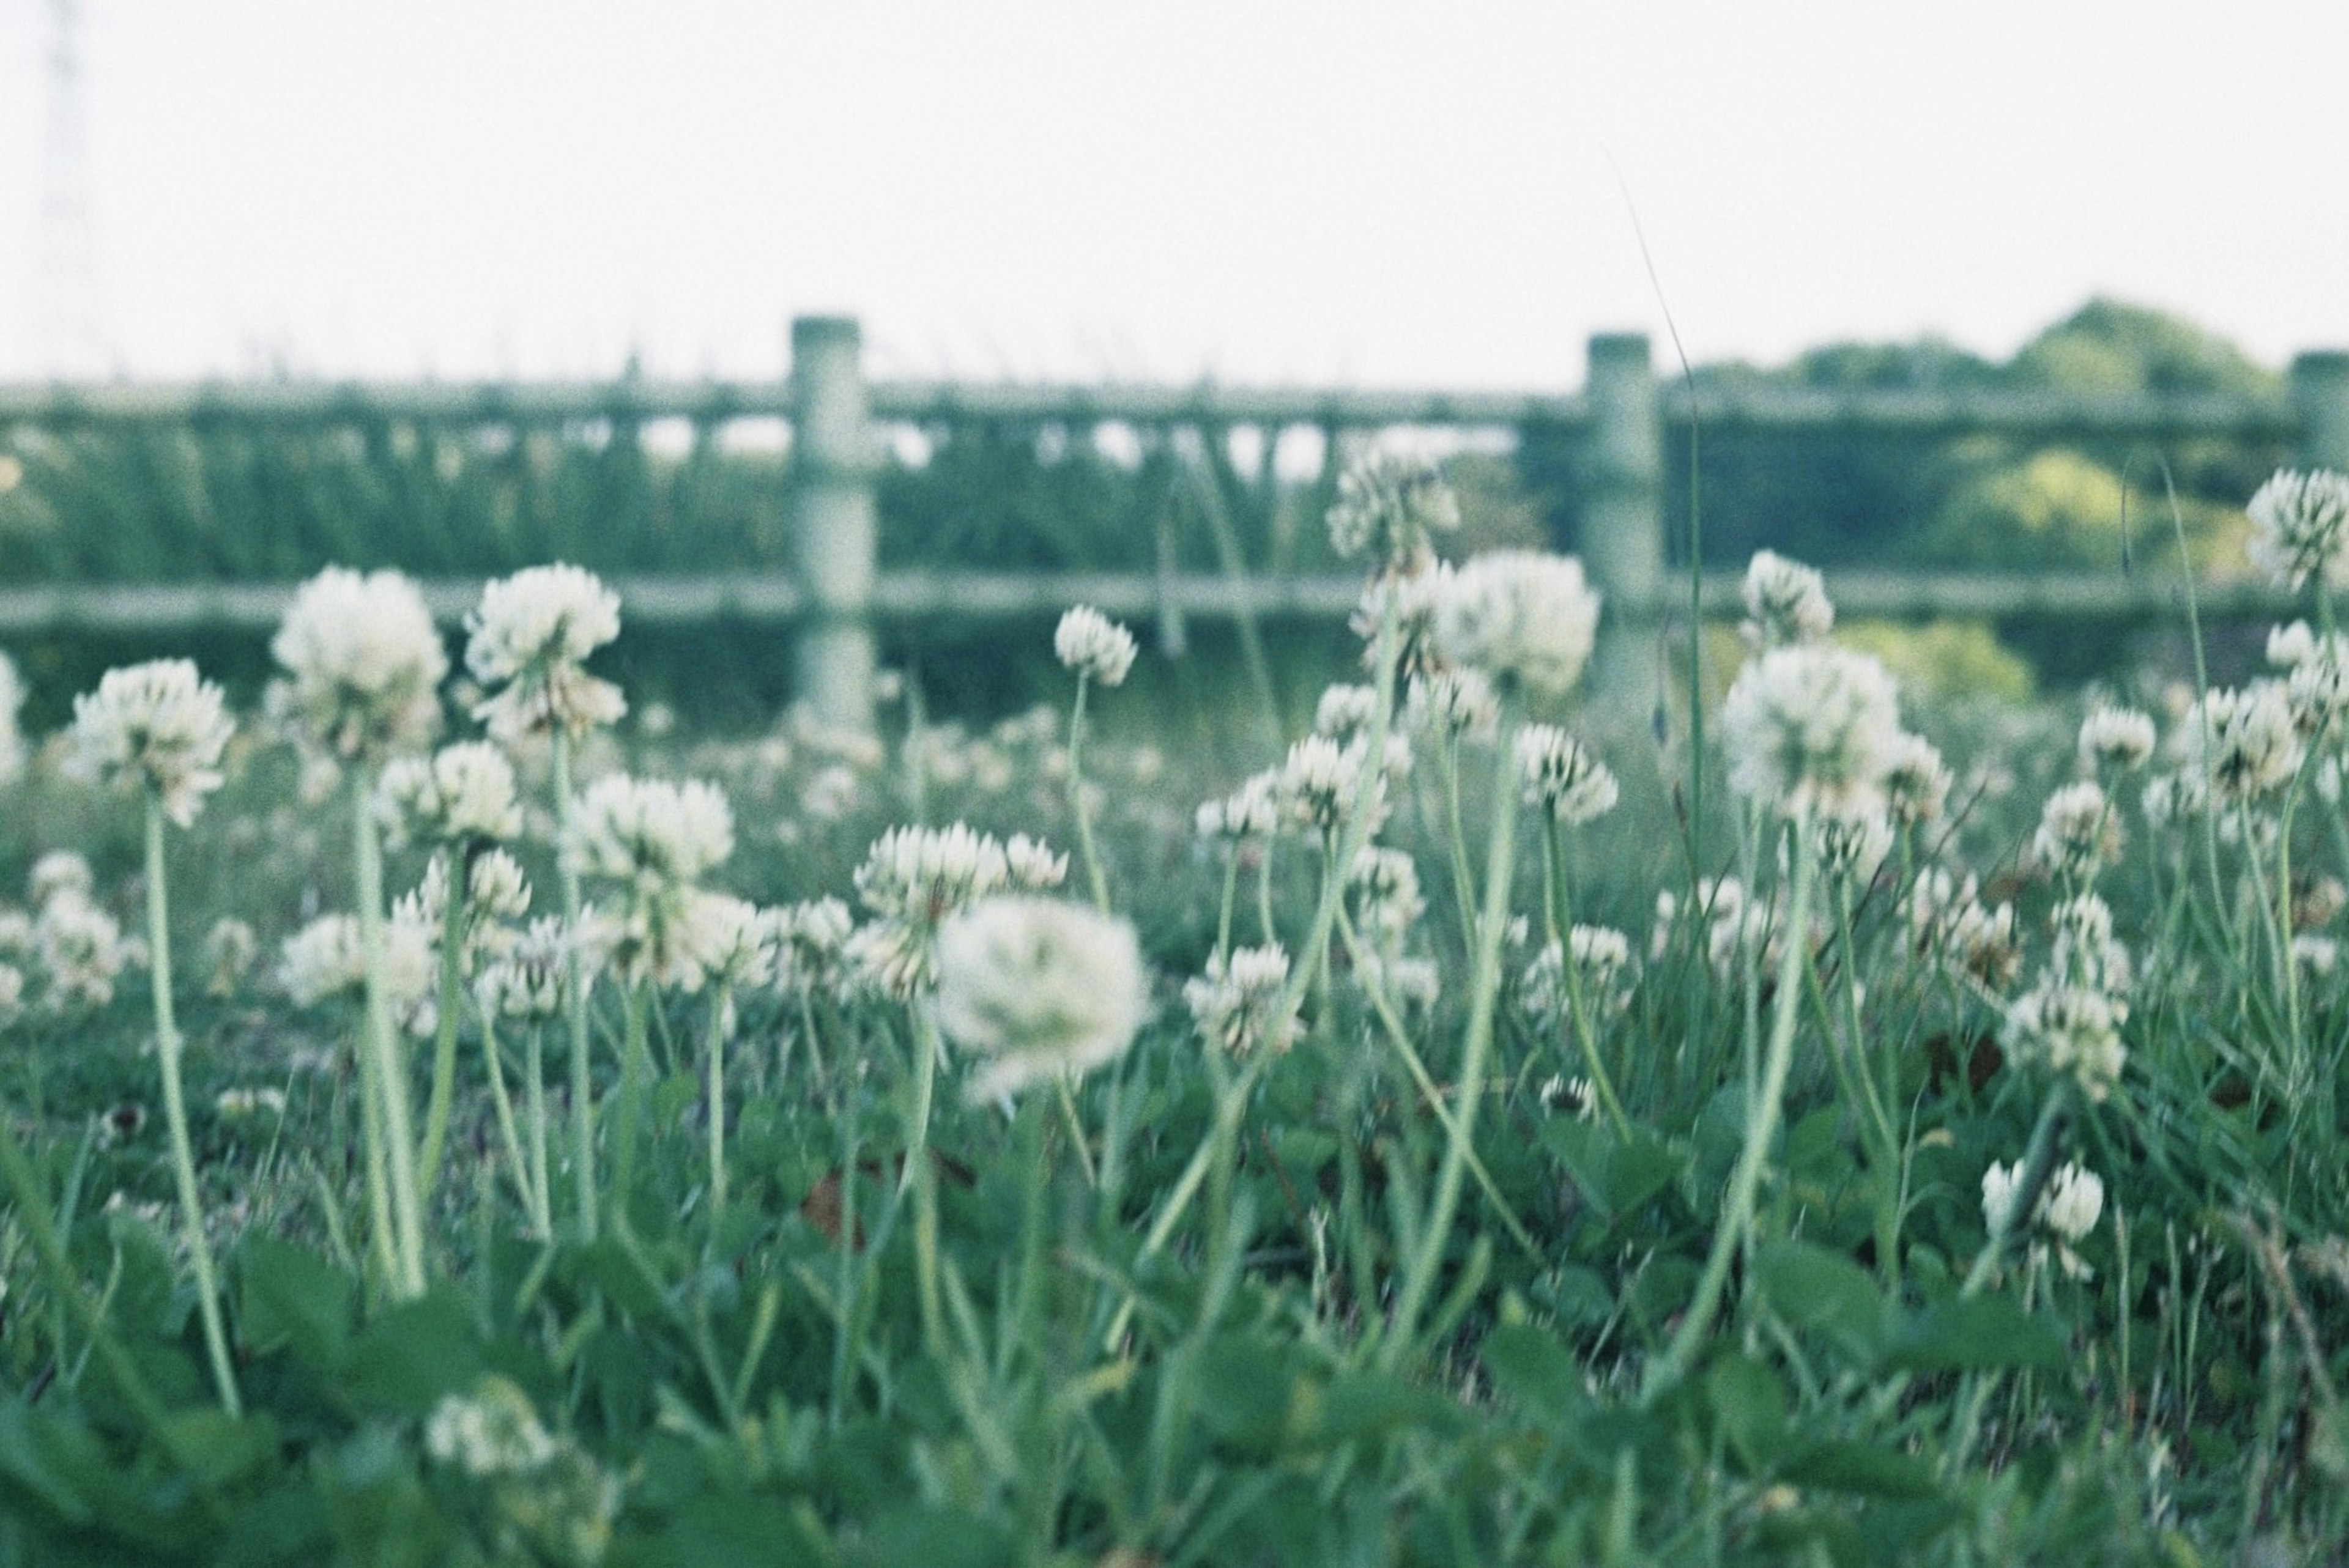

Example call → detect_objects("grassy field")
0 467 2346 1566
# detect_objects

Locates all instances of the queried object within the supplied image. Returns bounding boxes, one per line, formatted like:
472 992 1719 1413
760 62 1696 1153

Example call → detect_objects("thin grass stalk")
707 984 732 1219
415 843 468 1200
477 1007 546 1235
1544 813 1632 1137
354 778 428 1298
610 981 651 1216
554 728 598 1240
1643 807 1819 1403
1067 675 1110 912
144 792 242 1417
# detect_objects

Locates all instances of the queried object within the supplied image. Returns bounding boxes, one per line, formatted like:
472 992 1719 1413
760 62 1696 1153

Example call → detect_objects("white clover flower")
932 895 1148 1102
567 776 733 891
1349 846 1426 948
2003 983 2128 1103
2272 630 2349 738
214 1087 287 1122
1980 1160 2025 1236
268 567 447 764
0 909 31 961
35 896 128 1011
2140 767 2206 827
770 897 854 998
1814 810 1894 885
2247 468 2349 592
582 886 741 994
2293 933 2340 977
401 848 534 953
0 651 24 786
1351 563 1451 678
1909 872 2021 991
2049 893 2132 996
1523 926 1637 1024
1881 732 1951 827
2077 706 2158 772
1196 772 1281 843
1403 667 1501 741
1183 944 1298 1056
466 564 626 743
1564 924 1636 1006
1740 550 1835 649
2030 781 2121 884
2269 620 2320 669
2179 682 2303 803
425 1375 560 1477
281 911 437 1024
29 851 95 911
375 742 523 848
2041 1162 2104 1244
1308 684 1378 741
0 963 24 1027
1275 734 1389 837
475 917 572 1022
1430 551 1602 698
1005 834 1069 890
1720 645 1904 822
699 894 777 991
1538 1074 1598 1120
1514 725 1618 824
204 917 258 997
1053 605 1138 687
65 659 236 827
1326 449 1461 566
847 824 1014 997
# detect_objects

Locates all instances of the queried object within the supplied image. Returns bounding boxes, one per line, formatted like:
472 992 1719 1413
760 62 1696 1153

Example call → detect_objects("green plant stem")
1067 675 1111 912
905 1007 946 1356
145 793 242 1418
707 984 732 1219
1642 809 1819 1403
525 1021 551 1235
478 1008 545 1235
1959 1083 2071 1298
415 843 468 1204
610 981 651 1215
355 778 428 1298
1379 701 1518 1370
554 728 598 1241
1545 815 1632 1138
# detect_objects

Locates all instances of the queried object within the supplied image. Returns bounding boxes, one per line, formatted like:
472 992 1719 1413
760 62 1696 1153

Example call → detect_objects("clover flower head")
567 776 733 890
1197 772 1280 843
1740 550 1835 649
2030 781 2121 883
28 852 94 911
466 564 622 684
375 741 522 848
2180 682 2303 803
1403 667 1500 741
1430 550 1601 698
770 897 854 998
932 895 1148 1101
2077 706 2158 772
66 659 236 827
1326 449 1461 566
1275 734 1389 836
2247 468 2349 592
204 917 258 997
1514 724 1618 824
1881 731 1951 826
425 1375 560 1477
475 917 573 1021
35 895 130 1011
1183 944 1298 1056
2041 1161 2104 1244
1053 605 1138 686
268 568 447 764
1813 809 1894 885
1313 683 1382 740
0 651 24 786
1720 645 1903 822
2003 982 2128 1102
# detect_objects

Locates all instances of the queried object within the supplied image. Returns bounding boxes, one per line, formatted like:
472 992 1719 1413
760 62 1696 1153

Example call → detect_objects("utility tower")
34 0 102 379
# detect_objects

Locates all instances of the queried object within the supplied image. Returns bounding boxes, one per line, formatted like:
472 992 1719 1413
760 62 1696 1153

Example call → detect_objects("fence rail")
4 318 2347 729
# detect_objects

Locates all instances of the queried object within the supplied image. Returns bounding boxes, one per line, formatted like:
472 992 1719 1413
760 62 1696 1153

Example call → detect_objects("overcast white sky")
1 0 2343 388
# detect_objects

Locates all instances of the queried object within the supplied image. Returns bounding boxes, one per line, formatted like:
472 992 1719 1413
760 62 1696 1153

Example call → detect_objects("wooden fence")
2 316 2346 730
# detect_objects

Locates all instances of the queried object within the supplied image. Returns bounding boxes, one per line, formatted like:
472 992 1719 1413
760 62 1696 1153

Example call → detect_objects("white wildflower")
1275 734 1388 836
2042 1162 2104 1246
1313 683 1382 739
2003 983 2127 1103
1053 605 1138 686
1326 449 1461 566
29 851 95 911
1720 645 1904 822
425 1376 560 1477
204 917 257 997
2077 706 2158 772
35 896 128 1010
2030 781 2121 883
65 659 236 827
466 564 626 743
214 1087 286 1121
567 776 733 891
1183 944 1298 1056
1515 725 1618 824
1740 550 1835 649
1430 550 1602 698
267 567 447 763
475 917 572 1022
1881 732 1951 827
1005 834 1069 890
0 651 24 785
2246 468 2349 593
2180 683 2303 802
375 742 522 847
1197 771 1281 842
932 896 1148 1101
1403 667 1501 741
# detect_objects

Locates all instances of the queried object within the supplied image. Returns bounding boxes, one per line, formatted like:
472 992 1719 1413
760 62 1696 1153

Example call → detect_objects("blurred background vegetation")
0 297 2293 729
